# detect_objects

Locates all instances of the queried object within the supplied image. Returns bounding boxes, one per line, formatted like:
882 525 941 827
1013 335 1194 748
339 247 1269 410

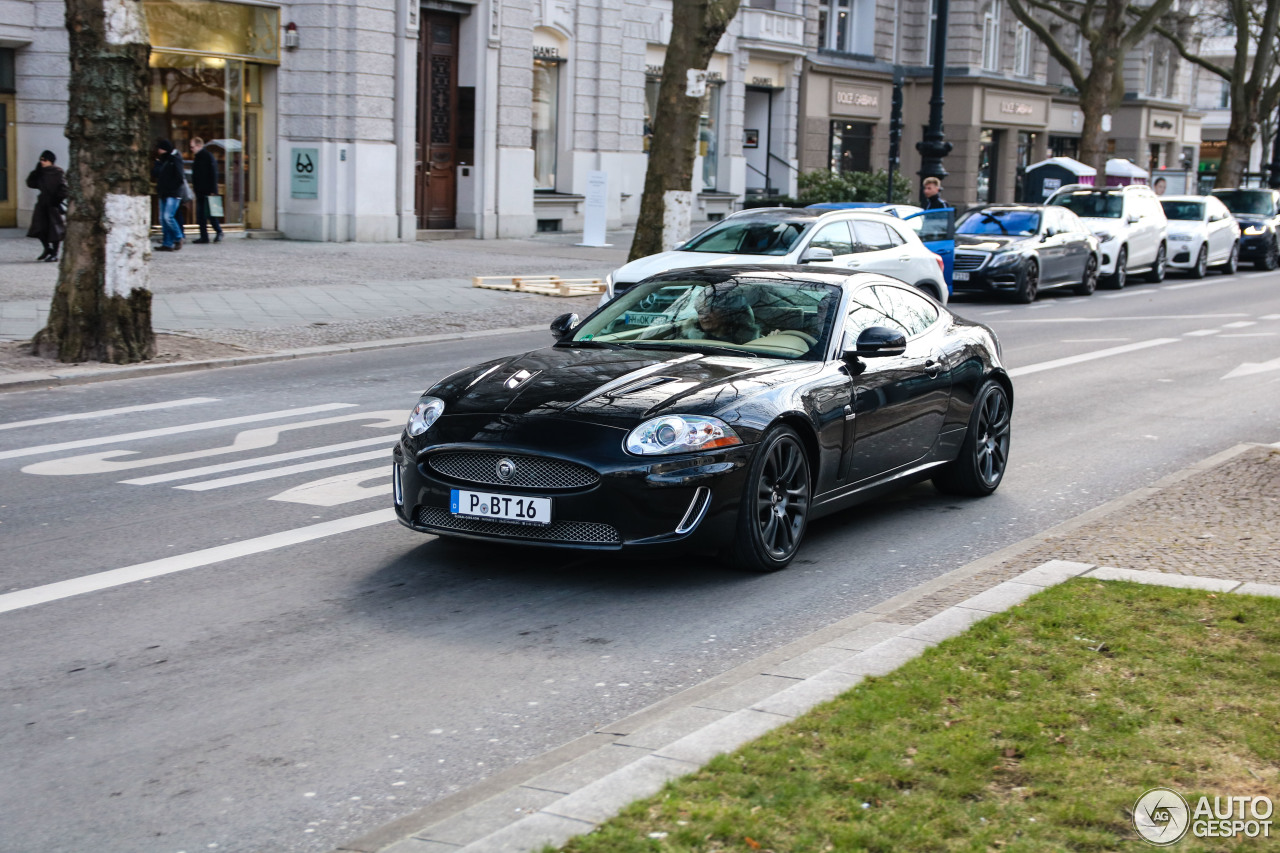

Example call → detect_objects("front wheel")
1259 237 1279 271
1190 245 1208 279
1074 255 1098 296
1216 241 1239 275
1012 260 1039 304
1145 242 1167 282
1106 247 1128 289
726 426 811 572
933 380 1011 497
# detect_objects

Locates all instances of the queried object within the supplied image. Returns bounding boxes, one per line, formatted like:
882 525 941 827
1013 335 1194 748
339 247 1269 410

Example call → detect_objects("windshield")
570 276 841 360
680 218 809 255
1049 191 1124 219
958 209 1041 236
1161 201 1204 221
1213 191 1275 217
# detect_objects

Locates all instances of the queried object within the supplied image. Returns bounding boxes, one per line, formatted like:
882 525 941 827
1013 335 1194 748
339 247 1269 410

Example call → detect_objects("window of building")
830 121 873 173
1049 135 1079 159
699 83 723 191
1014 23 1032 77
532 56 561 190
925 0 939 61
819 0 873 55
977 129 999 203
1015 130 1036 201
1219 81 1230 109
643 73 661 151
982 2 1001 72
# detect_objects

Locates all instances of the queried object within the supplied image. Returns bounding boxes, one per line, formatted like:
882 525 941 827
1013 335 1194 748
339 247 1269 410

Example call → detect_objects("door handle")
898 255 912 262
925 358 943 378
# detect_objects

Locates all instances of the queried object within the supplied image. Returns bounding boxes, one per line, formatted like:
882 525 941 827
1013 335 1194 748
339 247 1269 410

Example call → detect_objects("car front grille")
427 451 599 490
416 506 622 545
953 251 989 272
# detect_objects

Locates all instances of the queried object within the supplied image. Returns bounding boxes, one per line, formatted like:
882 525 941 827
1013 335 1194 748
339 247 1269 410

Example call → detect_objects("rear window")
1161 201 1204 221
1212 191 1276 217
1049 191 1123 219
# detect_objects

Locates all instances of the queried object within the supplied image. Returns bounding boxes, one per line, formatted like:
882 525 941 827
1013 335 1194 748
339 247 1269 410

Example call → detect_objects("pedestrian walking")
26 150 68 262
152 139 186 251
921 176 949 210
189 137 223 244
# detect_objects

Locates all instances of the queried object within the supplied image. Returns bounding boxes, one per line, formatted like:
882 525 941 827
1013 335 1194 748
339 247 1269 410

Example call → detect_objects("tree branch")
1007 0 1085 90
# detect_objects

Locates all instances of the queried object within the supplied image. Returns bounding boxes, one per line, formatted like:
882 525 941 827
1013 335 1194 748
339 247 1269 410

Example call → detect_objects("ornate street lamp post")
916 0 952 201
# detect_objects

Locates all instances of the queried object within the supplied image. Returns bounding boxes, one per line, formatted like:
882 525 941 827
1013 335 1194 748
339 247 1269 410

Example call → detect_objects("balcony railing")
738 8 806 53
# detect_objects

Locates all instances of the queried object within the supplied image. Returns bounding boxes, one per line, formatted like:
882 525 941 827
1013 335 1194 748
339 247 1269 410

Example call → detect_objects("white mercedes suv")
1046 183 1168 288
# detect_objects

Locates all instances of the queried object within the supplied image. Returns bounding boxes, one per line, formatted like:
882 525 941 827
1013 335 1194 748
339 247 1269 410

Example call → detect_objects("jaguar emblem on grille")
496 458 517 482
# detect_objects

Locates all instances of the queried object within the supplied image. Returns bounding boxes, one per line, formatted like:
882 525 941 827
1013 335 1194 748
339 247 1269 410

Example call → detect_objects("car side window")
1042 209 1059 235
869 285 939 337
809 222 854 255
851 220 898 251
844 292 899 340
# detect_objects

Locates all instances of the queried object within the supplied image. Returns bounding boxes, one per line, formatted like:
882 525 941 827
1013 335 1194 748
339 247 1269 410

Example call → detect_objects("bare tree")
629 0 742 261
1145 0 1280 187
34 0 155 363
1006 0 1176 174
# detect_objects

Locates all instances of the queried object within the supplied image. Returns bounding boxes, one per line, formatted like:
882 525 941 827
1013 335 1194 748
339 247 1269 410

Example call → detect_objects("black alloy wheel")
729 426 811 572
1260 237 1279 271
1013 260 1039 303
1217 241 1239 274
1074 255 1098 296
1145 243 1167 282
933 380 1011 497
1107 247 1128 289
1191 245 1208 279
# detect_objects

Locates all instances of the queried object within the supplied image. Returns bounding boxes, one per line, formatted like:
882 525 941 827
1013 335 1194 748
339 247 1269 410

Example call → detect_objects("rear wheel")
1012 260 1039 303
1190 245 1208 279
1258 237 1279 270
1145 242 1167 282
1106 247 1128 289
727 426 811 572
933 380 1011 497
1074 255 1098 296
1216 241 1239 274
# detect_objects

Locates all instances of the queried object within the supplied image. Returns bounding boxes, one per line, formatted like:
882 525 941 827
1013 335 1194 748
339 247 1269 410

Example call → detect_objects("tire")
1190 245 1208 279
1216 241 1239 275
1012 260 1039 304
1258 237 1279 271
1145 242 1167 283
1106 246 1128 289
726 426 811 572
1074 254 1098 296
933 380 1011 497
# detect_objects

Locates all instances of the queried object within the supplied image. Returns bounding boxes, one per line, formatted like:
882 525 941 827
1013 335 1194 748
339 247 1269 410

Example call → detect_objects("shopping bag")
207 195 224 218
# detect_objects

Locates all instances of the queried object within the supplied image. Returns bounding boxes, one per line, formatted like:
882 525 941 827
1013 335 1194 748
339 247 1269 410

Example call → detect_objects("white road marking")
270 467 389 506
996 314 1248 323
22 411 404 476
1223 355 1280 379
1220 333 1278 338
1100 291 1142 298
1262 314 1280 321
1184 329 1222 336
121 435 401 485
1222 320 1257 329
1161 280 1227 291
0 397 219 432
1060 338 1131 343
1008 338 1179 377
0 509 398 615
980 309 1011 316
176 450 391 490
0 404 353 461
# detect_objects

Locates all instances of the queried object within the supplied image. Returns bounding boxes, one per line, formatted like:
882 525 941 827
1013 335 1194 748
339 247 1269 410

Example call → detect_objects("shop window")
978 129 998 203
699 83 723 191
1049 135 1079 160
0 49 14 92
819 0 873 55
1015 131 1036 202
830 121 873 174
644 75 661 151
533 57 561 190
982 1 1001 72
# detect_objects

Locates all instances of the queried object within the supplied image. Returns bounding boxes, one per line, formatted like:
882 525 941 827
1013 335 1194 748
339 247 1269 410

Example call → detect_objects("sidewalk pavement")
340 441 1280 853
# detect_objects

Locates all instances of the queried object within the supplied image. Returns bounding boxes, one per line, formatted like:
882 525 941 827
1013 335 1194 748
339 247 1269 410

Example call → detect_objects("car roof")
1053 183 1153 195
1159 195 1209 202
1210 187 1276 195
645 265 900 288
723 207 911 224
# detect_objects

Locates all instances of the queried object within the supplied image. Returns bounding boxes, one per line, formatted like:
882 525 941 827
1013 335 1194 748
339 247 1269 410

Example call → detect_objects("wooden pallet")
472 275 606 297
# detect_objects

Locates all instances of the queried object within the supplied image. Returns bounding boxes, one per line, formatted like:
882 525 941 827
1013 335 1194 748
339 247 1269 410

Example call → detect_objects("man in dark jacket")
189 137 223 243
152 139 186 251
921 177 949 210
26 150 68 262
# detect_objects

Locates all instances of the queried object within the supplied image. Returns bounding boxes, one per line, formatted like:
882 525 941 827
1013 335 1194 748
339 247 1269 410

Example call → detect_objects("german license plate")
953 271 970 281
450 489 552 526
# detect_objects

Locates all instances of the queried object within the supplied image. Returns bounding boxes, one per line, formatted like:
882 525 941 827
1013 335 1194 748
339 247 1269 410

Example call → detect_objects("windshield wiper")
628 342 759 358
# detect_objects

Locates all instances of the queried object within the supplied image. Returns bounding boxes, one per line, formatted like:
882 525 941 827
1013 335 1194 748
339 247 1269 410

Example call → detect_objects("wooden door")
0 95 16 228
416 13 458 229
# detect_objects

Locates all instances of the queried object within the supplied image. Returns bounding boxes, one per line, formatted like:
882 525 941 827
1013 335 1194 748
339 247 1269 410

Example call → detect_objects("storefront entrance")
0 94 14 227
416 13 460 229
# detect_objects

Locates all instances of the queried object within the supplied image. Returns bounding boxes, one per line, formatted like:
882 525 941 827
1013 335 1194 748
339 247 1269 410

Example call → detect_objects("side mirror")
844 325 907 359
549 312 580 340
1127 215 1140 224
799 246 835 264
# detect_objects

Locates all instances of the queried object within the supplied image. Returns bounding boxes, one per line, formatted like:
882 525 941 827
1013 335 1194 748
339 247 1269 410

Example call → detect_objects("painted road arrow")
1223 355 1280 379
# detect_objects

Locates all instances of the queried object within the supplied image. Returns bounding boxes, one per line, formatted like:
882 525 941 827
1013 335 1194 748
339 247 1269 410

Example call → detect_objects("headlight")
1093 231 1116 243
988 252 1022 269
625 415 742 455
1244 225 1266 235
406 397 445 437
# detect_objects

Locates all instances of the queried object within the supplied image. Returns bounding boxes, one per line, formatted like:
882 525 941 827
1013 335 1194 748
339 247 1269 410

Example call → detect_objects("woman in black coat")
27 150 68 262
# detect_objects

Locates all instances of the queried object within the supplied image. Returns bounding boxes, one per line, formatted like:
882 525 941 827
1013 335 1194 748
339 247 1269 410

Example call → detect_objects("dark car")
1210 188 1280 269
951 205 1099 302
393 267 1012 572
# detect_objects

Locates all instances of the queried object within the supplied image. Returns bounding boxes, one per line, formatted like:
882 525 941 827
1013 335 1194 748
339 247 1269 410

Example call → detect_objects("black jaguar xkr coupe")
393 266 1012 571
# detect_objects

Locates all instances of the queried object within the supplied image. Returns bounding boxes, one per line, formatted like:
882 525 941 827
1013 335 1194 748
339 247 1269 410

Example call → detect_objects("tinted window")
851 220 898 251
681 218 808 255
1161 201 1204 221
809 222 853 255
871 285 939 336
1213 190 1277 217
1050 191 1124 218
957 209 1041 236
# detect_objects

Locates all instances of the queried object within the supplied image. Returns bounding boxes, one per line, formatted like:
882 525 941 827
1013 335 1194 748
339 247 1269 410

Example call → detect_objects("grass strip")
550 579 1280 852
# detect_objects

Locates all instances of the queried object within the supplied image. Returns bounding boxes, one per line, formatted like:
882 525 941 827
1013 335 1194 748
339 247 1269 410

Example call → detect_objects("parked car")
805 202 956 290
1159 195 1241 277
1046 183 1168 288
1209 188 1280 270
951 204 1099 302
395 267 1011 571
598 208 950 306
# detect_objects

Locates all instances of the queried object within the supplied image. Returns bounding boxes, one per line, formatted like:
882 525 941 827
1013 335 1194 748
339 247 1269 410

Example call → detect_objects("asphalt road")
2 268 1280 853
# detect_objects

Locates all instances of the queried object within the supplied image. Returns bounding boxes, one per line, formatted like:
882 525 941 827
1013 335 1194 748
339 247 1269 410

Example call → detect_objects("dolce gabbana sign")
831 82 885 118
981 90 1047 126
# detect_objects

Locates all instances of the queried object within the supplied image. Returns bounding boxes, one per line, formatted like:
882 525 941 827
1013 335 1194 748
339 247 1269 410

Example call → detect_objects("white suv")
1046 184 1168 288
599 207 949 305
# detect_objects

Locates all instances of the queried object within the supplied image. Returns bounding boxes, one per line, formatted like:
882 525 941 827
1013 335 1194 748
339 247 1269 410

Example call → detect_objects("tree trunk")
33 0 155 363
629 0 741 261
1216 84 1262 189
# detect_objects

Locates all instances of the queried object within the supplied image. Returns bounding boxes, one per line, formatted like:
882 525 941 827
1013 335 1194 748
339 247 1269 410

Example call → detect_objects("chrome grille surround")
953 251 990 272
416 506 621 545
427 451 599 490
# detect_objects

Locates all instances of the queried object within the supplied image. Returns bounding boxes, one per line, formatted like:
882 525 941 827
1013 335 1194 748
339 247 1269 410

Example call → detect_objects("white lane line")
995 314 1249 323
176 449 391 490
122 434 401 485
1222 320 1258 329
1184 329 1221 336
1008 338 1179 378
1100 291 1142 299
0 398 219 432
1060 338 1131 343
1221 333 1278 338
1161 280 1226 291
980 309 1012 316
1262 314 1280 321
0 404 354 461
0 509 397 616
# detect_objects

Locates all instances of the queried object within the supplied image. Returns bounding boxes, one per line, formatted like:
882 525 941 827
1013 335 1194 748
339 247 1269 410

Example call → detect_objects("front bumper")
1166 239 1201 268
391 415 752 553
1239 231 1275 260
951 252 1026 295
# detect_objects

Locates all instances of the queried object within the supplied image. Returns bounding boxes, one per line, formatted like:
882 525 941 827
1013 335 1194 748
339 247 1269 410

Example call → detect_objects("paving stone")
958 580 1042 613
761 645 864 679
1234 581 1280 598
613 704 728 750
456 812 593 853
1087 566 1241 592
693 673 801 713
751 669 866 718
520 743 650 796
654 709 791 765
1010 560 1096 587
380 838 462 853
832 636 934 677
541 755 697 825
412 786 564 846
824 620 911 651
899 606 990 645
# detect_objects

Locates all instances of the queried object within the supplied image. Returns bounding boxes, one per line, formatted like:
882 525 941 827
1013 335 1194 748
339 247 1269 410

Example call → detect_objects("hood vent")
504 369 541 390
608 375 680 397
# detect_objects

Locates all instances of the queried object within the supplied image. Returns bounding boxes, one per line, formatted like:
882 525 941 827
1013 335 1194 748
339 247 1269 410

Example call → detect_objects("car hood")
1230 213 1273 226
955 234 1030 251
614 250 792 285
428 345 814 426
